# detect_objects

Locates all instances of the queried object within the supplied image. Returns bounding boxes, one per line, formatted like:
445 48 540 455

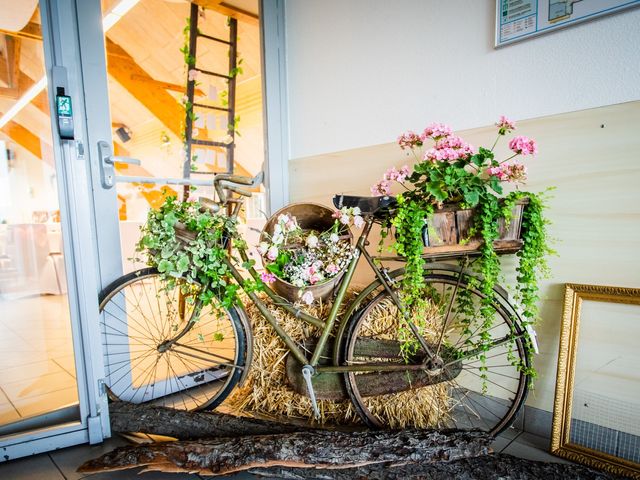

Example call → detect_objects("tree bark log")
247 453 623 480
108 401 310 440
78 430 491 477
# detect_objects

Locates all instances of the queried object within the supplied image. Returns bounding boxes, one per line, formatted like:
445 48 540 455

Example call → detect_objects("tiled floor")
0 427 572 479
0 294 78 426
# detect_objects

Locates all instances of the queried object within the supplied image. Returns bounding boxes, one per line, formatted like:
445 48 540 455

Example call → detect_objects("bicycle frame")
163 205 526 379
220 214 421 374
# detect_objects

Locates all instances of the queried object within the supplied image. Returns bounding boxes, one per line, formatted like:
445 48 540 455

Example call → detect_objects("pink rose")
326 263 339 275
301 290 314 305
267 246 279 261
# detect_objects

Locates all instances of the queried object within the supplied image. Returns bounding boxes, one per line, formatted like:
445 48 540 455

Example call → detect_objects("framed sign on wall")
495 0 640 47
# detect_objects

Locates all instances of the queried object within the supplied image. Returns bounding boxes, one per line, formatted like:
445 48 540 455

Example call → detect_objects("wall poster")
495 0 640 46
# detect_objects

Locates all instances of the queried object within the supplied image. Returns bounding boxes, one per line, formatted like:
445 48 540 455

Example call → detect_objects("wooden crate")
422 198 529 259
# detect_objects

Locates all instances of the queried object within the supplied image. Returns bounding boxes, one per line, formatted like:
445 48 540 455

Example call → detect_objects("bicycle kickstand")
301 365 321 420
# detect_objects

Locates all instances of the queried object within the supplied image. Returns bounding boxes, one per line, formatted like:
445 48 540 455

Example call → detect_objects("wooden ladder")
182 2 239 199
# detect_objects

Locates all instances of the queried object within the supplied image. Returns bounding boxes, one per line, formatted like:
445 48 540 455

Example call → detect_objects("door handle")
97 141 142 189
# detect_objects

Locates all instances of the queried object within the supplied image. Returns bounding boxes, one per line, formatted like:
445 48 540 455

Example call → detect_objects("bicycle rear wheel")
342 272 530 436
99 268 247 411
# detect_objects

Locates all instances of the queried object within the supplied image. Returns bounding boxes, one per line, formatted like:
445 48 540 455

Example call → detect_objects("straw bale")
225 291 451 428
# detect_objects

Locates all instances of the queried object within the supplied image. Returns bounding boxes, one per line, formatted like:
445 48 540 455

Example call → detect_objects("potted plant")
371 117 553 370
257 203 361 304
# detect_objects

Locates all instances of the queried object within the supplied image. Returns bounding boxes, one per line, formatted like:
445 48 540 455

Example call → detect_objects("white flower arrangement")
258 208 363 303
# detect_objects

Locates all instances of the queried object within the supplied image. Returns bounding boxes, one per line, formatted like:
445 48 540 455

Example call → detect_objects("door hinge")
97 378 107 396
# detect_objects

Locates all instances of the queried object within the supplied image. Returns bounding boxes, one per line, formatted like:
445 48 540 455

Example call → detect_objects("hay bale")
224 291 450 428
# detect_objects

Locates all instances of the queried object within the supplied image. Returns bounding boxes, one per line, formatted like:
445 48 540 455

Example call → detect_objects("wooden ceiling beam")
0 69 48 112
0 22 42 41
129 74 204 97
1 119 42 158
106 38 183 138
5 36 21 88
1 23 256 177
191 0 259 25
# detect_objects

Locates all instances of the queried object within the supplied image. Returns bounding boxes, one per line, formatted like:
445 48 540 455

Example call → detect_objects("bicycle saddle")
332 194 397 217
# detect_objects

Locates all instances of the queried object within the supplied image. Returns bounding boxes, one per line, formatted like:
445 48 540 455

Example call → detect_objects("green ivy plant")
373 118 552 376
180 16 244 144
136 196 261 310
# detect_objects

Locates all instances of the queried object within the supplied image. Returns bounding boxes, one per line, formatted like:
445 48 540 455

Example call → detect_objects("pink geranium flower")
509 136 537 156
496 116 516 135
505 163 527 182
487 165 508 180
422 122 452 140
371 179 392 196
488 164 527 183
383 165 411 183
397 131 422 150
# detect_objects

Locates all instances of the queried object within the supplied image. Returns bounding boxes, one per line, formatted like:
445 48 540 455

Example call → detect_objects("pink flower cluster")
384 165 410 183
397 131 422 150
371 179 392 196
424 135 474 163
496 115 516 134
422 122 453 139
374 116 537 195
508 136 537 156
487 163 527 183
260 271 276 283
371 165 410 196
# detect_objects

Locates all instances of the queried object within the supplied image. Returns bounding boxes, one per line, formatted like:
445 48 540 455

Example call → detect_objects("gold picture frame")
551 283 640 479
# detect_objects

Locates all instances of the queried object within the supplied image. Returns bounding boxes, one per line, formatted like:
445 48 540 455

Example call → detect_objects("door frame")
260 0 290 214
0 0 115 460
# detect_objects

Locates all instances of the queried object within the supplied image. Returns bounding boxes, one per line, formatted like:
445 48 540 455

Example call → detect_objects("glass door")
83 0 267 413
0 2 81 438
0 0 120 459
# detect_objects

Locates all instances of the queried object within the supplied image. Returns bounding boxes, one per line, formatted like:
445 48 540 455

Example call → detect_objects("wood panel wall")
289 100 640 413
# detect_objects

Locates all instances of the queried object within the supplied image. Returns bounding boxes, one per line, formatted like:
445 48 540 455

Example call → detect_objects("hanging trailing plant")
135 196 263 310
371 117 553 374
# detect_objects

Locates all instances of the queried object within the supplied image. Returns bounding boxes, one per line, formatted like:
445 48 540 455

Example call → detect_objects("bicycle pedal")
301 365 321 420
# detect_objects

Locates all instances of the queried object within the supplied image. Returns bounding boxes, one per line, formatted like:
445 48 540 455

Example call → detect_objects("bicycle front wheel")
342 272 530 436
99 268 247 411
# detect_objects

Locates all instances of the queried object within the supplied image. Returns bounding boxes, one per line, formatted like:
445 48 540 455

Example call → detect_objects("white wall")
282 1 640 417
284 0 640 159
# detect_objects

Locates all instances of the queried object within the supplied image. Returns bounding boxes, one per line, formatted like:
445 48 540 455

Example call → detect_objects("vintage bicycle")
98 172 533 436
